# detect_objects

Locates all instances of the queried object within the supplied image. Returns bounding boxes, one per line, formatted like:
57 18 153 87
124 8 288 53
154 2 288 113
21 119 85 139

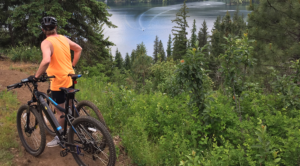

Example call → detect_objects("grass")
0 90 21 165
9 64 38 75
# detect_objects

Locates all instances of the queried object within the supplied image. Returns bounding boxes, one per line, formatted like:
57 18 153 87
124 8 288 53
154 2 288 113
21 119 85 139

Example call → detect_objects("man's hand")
27 75 38 82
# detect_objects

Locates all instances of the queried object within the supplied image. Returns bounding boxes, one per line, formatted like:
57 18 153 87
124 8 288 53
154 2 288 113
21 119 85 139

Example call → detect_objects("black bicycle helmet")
41 16 57 31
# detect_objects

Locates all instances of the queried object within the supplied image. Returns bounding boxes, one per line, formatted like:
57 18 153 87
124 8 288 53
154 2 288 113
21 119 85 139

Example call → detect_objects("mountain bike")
7 75 116 166
41 73 107 136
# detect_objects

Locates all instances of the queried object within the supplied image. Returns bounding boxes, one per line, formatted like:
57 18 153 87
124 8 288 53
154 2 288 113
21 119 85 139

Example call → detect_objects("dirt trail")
0 60 130 166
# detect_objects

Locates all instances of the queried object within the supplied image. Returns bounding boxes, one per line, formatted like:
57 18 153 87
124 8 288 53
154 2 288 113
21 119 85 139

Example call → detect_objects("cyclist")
27 16 82 147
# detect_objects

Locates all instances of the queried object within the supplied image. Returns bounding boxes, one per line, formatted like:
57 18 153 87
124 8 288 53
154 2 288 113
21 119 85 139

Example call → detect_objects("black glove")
28 75 38 82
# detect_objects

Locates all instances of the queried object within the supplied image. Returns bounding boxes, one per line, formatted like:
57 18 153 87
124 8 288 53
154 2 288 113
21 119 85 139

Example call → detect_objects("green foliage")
149 59 177 92
175 42 212 112
218 34 255 119
76 55 300 165
153 36 160 63
2 0 116 67
190 19 197 47
129 42 153 89
248 0 300 75
80 63 109 80
6 45 42 63
115 48 124 70
210 10 246 86
158 40 166 62
124 53 131 70
251 120 281 165
197 20 208 49
167 34 172 58
0 91 20 165
171 0 189 60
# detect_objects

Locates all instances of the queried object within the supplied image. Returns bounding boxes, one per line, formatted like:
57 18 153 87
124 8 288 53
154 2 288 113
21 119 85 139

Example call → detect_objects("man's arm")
65 37 82 67
35 40 52 78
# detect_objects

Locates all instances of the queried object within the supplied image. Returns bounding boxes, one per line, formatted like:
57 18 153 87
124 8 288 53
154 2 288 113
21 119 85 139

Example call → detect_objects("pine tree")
198 20 208 49
210 16 223 58
171 0 189 60
136 42 147 58
172 35 180 59
158 40 166 61
4 0 116 66
248 0 300 75
220 11 232 37
131 42 152 86
124 53 131 70
130 50 136 64
190 19 197 47
232 8 243 36
153 35 159 63
166 34 172 58
115 49 123 70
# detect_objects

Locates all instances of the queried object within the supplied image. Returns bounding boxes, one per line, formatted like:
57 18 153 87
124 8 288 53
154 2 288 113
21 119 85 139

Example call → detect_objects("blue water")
103 0 250 58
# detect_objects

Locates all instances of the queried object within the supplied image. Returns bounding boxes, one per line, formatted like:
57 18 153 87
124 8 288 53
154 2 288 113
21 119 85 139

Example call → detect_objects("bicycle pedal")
60 149 68 157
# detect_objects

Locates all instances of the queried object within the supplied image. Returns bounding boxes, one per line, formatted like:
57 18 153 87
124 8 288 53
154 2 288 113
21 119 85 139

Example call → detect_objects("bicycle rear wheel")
68 116 116 166
17 105 46 156
75 100 107 128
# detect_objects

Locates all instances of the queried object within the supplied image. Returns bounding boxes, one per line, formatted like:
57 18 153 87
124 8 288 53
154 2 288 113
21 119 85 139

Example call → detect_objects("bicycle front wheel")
68 116 116 166
17 105 46 156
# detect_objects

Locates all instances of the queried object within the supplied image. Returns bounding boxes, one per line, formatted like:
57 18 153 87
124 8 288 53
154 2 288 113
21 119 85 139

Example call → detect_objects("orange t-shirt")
46 35 75 91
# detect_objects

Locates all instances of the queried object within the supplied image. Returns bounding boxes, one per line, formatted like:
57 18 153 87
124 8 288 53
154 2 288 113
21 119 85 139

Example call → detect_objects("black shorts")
51 86 74 104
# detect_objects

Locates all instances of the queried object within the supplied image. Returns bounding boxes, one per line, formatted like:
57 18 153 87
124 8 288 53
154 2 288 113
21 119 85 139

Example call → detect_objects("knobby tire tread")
17 105 46 157
68 116 116 166
75 100 107 127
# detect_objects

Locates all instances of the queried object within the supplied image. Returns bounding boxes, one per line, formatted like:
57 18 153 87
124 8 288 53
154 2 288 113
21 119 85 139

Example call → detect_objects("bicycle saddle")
59 87 80 94
68 74 82 79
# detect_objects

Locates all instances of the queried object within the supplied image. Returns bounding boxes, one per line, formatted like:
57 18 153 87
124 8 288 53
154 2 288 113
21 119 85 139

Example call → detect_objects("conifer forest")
1 0 300 165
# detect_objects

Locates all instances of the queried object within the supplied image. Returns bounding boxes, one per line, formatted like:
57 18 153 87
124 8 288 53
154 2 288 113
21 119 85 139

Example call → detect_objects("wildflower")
192 48 196 52
243 33 248 37
192 150 196 156
180 59 184 63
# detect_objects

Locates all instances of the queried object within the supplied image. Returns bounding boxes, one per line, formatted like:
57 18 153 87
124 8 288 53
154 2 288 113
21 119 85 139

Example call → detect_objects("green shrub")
6 45 41 63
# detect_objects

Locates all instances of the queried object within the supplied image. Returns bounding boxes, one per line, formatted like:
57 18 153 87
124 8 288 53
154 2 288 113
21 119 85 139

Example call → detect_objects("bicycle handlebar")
7 75 56 91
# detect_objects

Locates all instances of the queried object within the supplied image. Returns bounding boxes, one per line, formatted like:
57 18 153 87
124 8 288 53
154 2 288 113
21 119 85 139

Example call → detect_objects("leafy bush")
75 36 300 165
6 45 41 63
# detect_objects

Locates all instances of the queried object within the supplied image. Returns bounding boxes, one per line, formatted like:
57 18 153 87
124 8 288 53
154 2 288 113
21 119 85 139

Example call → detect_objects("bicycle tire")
17 105 46 156
68 116 116 166
75 100 107 128
39 94 56 136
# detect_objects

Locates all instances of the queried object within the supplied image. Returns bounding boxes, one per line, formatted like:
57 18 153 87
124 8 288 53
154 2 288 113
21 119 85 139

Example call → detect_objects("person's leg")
56 103 65 128
47 90 66 147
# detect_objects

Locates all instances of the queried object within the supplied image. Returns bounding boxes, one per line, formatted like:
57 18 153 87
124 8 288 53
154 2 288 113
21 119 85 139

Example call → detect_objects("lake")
103 0 251 58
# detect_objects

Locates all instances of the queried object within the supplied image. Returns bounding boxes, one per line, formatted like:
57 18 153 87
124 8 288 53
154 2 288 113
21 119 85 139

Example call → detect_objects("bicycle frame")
47 75 80 118
25 81 88 149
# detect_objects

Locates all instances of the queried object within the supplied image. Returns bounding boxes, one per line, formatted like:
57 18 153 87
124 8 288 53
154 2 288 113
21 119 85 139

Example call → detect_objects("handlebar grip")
47 76 55 79
7 83 22 90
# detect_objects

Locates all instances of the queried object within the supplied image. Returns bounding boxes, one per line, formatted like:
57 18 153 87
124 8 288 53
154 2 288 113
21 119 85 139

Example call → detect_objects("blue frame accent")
57 126 62 131
49 97 58 106
72 126 77 133
78 74 82 78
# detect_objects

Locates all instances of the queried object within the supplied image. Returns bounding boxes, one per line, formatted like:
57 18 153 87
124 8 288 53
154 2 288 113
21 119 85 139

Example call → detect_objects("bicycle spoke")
70 118 114 166
95 154 108 165
20 111 42 151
